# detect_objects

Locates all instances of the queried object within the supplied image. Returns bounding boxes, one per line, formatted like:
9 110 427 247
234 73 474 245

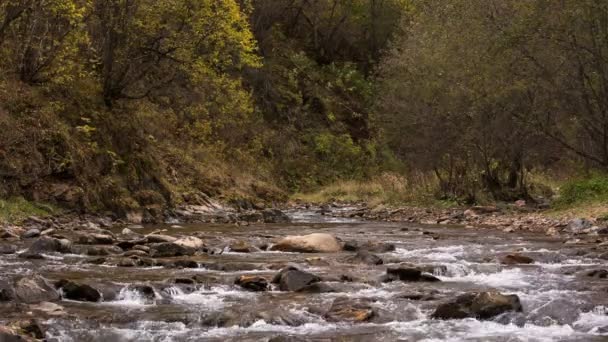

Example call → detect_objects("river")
1 209 607 341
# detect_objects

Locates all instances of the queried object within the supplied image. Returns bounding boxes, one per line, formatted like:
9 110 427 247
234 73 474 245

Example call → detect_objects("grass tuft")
0 197 60 224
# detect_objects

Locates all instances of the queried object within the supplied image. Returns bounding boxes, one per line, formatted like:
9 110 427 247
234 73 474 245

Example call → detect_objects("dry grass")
293 172 445 206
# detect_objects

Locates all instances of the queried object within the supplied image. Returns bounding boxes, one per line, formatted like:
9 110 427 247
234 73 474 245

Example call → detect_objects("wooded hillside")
1 0 607 218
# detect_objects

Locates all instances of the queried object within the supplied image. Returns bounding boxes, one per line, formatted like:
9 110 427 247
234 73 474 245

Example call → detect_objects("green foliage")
0 197 59 224
556 175 608 207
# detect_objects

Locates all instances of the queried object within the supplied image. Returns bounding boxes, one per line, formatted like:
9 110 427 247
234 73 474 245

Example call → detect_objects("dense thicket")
0 0 405 215
378 0 608 202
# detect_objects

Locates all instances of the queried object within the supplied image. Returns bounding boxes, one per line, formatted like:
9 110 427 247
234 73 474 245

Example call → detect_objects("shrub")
556 175 608 206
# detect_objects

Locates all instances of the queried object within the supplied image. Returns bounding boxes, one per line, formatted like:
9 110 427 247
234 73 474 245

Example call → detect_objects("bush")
556 175 608 206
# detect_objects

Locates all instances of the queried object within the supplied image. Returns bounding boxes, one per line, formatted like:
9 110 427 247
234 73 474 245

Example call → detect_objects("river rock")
0 280 14 301
78 233 114 245
235 275 269 291
325 298 375 323
128 284 156 301
262 209 291 223
272 267 321 291
13 275 60 304
567 218 593 233
0 245 18 254
431 291 522 320
500 254 534 265
229 240 255 253
55 280 101 302
146 234 177 243
27 236 72 254
346 250 383 265
384 266 441 282
270 233 341 253
343 241 395 253
85 245 123 256
149 242 195 257
123 250 148 257
173 236 204 250
22 229 40 239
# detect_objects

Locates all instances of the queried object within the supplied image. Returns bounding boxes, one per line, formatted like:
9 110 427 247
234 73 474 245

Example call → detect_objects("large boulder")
26 236 72 254
432 291 522 320
55 280 101 302
325 298 375 323
149 242 195 257
234 275 269 292
270 233 341 253
13 275 60 304
272 267 321 292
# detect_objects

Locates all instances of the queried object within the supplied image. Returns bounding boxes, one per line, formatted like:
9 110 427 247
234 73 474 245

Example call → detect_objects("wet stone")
346 250 383 265
235 275 269 292
149 242 195 257
325 298 375 323
586 269 608 279
22 229 40 239
13 275 60 304
385 266 441 282
0 244 17 254
55 280 101 302
432 291 523 320
272 267 321 292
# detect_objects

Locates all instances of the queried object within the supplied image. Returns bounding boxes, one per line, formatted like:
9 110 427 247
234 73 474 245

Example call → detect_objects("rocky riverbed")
1 208 607 341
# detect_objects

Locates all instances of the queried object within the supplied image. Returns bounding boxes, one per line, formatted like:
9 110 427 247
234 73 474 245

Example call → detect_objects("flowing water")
1 210 608 341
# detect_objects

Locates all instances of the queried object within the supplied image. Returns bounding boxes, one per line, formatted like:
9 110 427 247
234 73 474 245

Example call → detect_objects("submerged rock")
384 266 441 282
235 275 269 292
325 298 375 323
262 209 291 223
149 242 195 257
0 245 17 254
586 269 608 279
346 250 383 265
500 254 534 265
229 240 256 253
432 291 522 320
342 240 395 253
27 236 72 254
13 274 60 304
55 280 101 302
128 284 156 301
271 233 341 253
